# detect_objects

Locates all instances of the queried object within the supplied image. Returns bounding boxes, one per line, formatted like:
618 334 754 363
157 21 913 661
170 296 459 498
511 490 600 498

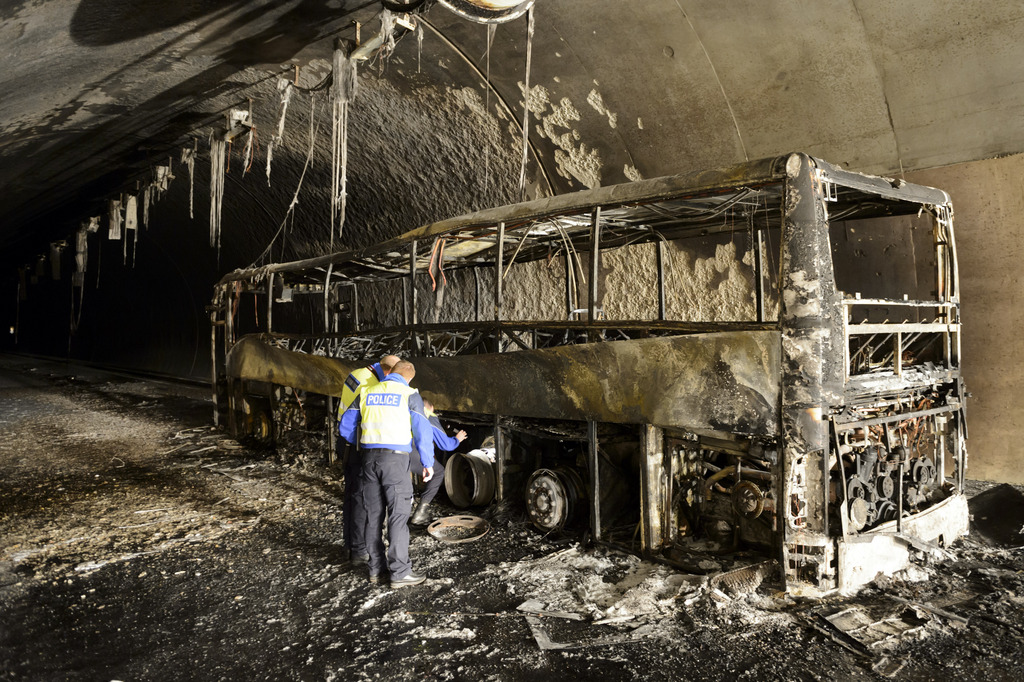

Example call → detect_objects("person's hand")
422 466 434 482
455 430 468 442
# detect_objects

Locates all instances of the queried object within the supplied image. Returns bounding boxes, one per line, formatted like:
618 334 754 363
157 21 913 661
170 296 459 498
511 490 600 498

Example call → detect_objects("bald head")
391 360 415 381
380 354 402 374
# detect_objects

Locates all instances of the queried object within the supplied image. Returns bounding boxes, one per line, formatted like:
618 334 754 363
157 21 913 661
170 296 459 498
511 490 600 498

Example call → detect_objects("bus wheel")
525 466 586 532
251 410 273 446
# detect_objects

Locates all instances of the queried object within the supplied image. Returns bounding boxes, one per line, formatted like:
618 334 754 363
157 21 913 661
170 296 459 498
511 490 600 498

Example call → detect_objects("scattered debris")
2 359 1023 680
516 599 585 621
523 615 637 651
708 559 777 595
427 515 490 543
872 656 907 678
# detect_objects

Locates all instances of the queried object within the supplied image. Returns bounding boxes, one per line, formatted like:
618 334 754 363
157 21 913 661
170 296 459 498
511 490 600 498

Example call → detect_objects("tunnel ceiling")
3 0 1024 279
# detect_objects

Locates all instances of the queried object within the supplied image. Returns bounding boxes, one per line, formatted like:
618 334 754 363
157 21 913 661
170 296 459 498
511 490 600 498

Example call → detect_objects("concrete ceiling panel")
854 0 1024 169
2 0 1024 271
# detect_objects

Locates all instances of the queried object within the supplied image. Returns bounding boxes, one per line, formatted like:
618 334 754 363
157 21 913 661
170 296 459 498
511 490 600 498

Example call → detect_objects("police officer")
337 354 400 564
339 360 434 588
410 399 467 525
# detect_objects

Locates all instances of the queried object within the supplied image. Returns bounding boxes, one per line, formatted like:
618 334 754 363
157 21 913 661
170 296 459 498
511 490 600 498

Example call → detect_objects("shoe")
351 553 369 566
368 573 386 585
390 571 426 589
410 503 432 526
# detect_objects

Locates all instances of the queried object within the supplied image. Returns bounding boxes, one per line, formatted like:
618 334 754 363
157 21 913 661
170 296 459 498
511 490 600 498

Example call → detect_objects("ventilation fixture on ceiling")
383 0 535 24
438 0 535 23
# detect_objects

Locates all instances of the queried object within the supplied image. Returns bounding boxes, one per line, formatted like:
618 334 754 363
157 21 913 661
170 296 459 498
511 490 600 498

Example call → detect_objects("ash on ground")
1 356 1022 681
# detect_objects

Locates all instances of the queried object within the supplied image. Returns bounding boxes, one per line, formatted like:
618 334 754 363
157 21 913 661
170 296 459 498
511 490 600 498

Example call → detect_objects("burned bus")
210 153 968 594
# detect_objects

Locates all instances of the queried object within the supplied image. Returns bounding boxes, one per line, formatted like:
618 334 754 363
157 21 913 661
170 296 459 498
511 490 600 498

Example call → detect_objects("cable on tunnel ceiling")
266 80 294 187
517 6 534 202
249 94 324 269
417 18 553 197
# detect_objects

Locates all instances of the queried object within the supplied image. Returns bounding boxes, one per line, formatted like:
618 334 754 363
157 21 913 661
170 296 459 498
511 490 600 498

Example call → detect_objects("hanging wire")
249 94 323 268
517 6 535 201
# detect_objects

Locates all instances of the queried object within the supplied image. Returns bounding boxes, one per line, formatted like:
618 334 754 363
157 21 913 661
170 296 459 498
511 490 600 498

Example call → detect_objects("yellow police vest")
358 381 416 447
339 366 378 417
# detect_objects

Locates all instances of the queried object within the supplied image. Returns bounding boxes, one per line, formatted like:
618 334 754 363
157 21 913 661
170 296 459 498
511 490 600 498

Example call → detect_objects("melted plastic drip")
250 94 322 268
417 22 424 73
330 49 358 247
209 137 226 260
266 79 294 188
180 142 196 220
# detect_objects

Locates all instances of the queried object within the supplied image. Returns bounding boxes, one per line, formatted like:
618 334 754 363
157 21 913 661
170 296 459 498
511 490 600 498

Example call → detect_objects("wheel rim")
525 469 569 531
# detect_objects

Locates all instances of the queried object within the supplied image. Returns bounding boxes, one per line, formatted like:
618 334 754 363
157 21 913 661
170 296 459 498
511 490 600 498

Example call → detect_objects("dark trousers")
343 446 367 554
361 450 414 579
418 458 446 507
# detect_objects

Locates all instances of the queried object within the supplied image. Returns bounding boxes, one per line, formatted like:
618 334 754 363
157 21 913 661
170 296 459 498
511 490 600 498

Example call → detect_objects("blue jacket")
369 362 386 381
339 374 435 469
427 413 461 452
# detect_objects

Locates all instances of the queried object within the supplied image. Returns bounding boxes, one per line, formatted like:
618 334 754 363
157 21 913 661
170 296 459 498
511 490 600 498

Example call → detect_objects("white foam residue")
494 545 705 622
586 89 618 129
405 626 477 640
782 269 822 317
624 164 643 182
450 87 501 138
664 240 757 321
554 147 601 189
520 82 550 117
520 83 603 189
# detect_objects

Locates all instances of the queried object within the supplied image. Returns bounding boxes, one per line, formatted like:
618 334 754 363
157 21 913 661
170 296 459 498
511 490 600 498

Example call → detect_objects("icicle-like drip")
266 78 294 187
417 22 424 73
330 47 358 246
210 136 227 257
108 199 122 240
518 7 535 201
72 228 87 329
379 10 398 62
50 241 64 280
74 227 88 282
242 129 254 175
181 142 196 219
250 95 321 268
124 194 139 265
153 163 173 199
142 185 151 228
241 102 255 176
95 231 102 289
124 196 138 230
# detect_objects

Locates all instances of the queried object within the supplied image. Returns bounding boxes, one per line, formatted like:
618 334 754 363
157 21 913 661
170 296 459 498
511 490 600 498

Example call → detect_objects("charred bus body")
211 153 968 594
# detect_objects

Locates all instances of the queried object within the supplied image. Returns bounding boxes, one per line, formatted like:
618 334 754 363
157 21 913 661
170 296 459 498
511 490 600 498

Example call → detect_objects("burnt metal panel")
227 331 782 435
227 336 356 394
779 152 838 586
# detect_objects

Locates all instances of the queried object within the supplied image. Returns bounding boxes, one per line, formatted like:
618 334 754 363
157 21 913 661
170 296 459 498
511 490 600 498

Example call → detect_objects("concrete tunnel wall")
1 1 1023 483
906 156 1024 485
